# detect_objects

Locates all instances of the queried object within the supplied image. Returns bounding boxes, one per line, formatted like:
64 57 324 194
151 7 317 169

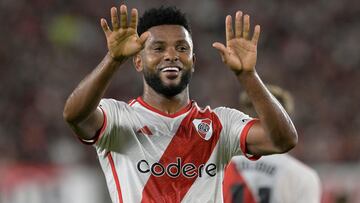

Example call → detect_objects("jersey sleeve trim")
95 106 107 143
128 99 136 106
240 119 261 161
77 106 107 145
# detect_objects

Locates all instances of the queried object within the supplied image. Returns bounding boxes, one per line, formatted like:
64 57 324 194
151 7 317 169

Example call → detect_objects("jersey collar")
136 96 194 118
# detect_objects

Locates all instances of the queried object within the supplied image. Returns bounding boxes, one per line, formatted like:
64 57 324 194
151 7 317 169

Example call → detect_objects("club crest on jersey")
192 118 213 140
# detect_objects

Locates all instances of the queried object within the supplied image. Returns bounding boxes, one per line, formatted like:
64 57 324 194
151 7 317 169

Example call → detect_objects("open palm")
101 5 149 60
213 11 260 74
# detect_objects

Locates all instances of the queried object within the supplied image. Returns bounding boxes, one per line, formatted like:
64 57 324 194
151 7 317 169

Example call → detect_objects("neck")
142 85 190 115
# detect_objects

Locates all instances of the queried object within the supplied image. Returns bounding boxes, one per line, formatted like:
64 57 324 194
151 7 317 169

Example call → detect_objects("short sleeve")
214 107 259 162
94 98 134 151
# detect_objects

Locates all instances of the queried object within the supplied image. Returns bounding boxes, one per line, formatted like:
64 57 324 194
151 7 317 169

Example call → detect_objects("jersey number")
231 184 271 203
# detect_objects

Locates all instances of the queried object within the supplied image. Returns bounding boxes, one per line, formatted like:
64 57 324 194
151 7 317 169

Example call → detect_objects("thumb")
212 42 227 62
137 31 150 46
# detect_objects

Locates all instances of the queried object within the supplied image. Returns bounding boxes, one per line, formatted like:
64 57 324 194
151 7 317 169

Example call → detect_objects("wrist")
231 68 243 76
107 52 127 64
236 69 257 82
108 52 127 63
231 66 257 77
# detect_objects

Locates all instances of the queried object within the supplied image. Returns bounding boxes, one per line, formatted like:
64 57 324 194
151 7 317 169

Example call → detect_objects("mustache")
143 67 193 97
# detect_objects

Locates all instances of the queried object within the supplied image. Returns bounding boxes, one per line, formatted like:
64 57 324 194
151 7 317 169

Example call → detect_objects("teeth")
161 67 180 72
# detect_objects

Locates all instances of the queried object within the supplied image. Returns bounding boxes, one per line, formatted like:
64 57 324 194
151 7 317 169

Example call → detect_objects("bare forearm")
237 71 298 152
63 53 125 123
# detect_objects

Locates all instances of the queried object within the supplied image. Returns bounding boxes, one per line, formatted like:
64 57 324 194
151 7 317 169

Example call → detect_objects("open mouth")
160 66 181 73
159 66 182 79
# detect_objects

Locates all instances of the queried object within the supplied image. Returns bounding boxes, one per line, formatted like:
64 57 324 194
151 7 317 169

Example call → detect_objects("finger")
212 42 228 62
226 15 234 47
235 11 243 38
111 7 119 30
137 31 150 46
120 4 128 29
100 18 111 37
129 8 138 30
243 14 250 40
212 42 227 52
251 25 261 45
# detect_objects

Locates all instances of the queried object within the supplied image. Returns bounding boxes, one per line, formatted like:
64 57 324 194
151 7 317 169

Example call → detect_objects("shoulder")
100 98 131 107
212 106 252 123
213 106 243 116
99 98 135 114
213 106 238 113
193 105 247 120
285 155 317 175
277 155 320 184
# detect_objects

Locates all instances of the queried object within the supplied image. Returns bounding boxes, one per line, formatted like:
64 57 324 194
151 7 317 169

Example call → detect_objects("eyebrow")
149 41 166 45
149 40 190 45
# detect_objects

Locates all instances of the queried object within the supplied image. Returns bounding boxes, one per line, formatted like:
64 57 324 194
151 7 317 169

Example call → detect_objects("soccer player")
223 85 321 203
63 4 298 203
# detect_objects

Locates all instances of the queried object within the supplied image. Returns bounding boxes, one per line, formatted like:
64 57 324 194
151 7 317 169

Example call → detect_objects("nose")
164 47 179 62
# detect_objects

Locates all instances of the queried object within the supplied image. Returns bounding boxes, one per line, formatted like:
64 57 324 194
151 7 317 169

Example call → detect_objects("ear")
133 54 143 72
191 53 196 73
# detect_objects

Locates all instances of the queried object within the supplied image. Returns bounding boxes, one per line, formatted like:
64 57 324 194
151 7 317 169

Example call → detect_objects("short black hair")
138 6 191 35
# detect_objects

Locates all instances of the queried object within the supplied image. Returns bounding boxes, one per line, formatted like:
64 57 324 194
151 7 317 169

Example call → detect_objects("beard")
143 68 193 97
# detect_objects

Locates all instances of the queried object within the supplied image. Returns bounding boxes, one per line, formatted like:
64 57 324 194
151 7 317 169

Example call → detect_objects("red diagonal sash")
141 107 222 202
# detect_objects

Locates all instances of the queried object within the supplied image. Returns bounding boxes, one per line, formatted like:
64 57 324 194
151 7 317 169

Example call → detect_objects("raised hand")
101 5 149 61
213 11 260 75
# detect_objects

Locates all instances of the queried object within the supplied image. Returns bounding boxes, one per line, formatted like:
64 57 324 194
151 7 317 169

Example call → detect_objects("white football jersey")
224 154 321 203
81 97 257 203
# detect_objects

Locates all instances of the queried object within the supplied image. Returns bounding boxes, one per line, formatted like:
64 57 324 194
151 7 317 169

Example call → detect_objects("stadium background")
0 0 359 202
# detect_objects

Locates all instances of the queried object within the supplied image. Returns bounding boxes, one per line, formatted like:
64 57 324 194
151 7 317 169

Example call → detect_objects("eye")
177 46 188 52
153 47 163 51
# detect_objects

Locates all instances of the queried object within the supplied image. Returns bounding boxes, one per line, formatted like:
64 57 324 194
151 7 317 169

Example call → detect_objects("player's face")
138 25 195 97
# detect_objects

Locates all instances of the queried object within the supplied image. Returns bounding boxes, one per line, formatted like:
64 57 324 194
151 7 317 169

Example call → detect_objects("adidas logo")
137 126 153 136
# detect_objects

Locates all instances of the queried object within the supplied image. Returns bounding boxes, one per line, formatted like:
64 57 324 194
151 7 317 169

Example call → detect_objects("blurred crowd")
0 0 359 167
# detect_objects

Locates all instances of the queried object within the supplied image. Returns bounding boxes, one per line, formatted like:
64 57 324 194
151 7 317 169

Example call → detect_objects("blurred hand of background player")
100 5 149 61
213 11 260 75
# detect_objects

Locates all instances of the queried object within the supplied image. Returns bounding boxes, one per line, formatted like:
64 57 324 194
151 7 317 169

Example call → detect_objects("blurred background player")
223 85 321 203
